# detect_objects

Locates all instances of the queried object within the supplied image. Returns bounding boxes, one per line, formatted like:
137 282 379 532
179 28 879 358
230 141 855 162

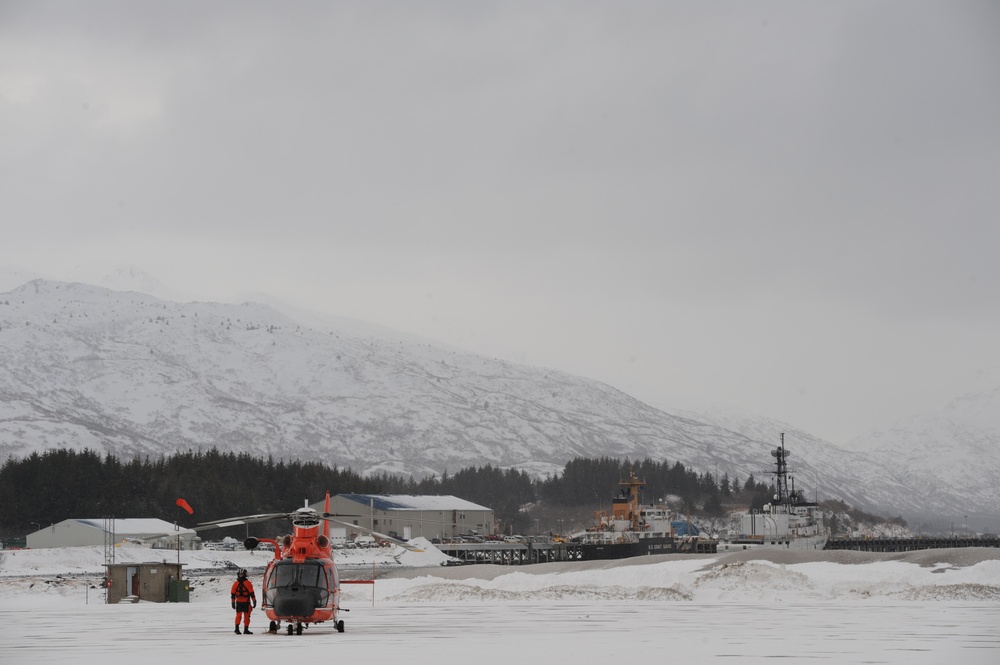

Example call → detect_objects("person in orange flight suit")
231 568 257 634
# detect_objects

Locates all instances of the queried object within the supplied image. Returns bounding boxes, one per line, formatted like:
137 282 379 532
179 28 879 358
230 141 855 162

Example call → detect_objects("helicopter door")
263 566 277 607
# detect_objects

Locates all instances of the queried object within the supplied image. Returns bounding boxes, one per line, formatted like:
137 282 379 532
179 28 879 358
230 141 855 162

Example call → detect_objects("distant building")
317 494 494 541
26 519 200 550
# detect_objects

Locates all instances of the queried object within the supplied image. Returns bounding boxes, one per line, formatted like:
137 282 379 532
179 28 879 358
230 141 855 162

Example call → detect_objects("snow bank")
0 539 451 578
2 546 999 603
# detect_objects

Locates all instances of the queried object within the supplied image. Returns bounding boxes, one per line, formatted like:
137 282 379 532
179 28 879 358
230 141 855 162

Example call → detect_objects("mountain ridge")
1 278 997 527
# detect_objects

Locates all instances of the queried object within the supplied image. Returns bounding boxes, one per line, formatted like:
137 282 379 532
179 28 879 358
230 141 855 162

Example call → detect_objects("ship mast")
770 433 792 506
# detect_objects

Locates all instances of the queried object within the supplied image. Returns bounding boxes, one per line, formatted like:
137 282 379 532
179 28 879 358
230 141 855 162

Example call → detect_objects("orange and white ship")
566 469 716 559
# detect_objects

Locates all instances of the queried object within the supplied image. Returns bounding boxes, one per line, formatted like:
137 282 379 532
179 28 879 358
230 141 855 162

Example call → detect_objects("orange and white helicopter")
196 492 421 635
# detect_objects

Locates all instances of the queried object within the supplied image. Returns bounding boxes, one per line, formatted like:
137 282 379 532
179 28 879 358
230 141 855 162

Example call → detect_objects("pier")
435 537 717 565
825 535 1000 552
435 540 568 565
434 535 999 562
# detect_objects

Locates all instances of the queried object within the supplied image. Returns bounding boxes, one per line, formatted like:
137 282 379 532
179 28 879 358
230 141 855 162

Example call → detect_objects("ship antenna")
770 432 791 506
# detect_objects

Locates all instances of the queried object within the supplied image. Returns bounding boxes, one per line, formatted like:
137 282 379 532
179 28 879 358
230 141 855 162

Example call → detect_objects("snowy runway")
2 597 999 664
2 546 999 664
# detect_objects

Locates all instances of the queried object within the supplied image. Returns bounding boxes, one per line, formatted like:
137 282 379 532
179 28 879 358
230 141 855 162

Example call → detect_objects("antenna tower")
103 515 115 604
770 433 791 505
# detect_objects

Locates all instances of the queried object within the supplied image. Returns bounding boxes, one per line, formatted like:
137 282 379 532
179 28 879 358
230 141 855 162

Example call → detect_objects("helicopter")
196 492 422 635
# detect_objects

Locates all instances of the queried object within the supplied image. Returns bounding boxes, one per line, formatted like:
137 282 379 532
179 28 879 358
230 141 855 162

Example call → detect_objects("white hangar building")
26 518 200 550
317 494 494 541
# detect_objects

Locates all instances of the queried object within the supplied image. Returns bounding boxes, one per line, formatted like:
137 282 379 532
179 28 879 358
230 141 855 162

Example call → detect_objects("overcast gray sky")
1 0 998 444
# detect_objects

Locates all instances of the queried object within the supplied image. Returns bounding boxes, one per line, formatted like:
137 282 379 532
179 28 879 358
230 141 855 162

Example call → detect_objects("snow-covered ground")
2 544 999 664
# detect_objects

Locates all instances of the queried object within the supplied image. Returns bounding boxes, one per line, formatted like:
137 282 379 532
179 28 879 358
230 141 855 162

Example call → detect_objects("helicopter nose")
273 590 319 618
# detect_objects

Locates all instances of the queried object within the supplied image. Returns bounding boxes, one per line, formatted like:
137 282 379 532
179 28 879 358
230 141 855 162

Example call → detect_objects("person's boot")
243 626 253 635
234 626 241 634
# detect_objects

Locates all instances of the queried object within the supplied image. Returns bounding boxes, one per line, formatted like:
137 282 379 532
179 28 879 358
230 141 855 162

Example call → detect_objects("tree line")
537 456 772 512
0 448 773 538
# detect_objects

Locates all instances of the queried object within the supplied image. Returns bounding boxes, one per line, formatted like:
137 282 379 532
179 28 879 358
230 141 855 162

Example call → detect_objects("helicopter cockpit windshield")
265 560 331 608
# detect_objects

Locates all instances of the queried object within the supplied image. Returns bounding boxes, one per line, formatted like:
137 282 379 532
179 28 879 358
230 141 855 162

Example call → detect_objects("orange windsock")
176 498 194 515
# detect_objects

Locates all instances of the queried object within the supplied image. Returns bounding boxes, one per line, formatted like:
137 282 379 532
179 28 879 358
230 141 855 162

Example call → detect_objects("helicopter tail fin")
323 491 331 539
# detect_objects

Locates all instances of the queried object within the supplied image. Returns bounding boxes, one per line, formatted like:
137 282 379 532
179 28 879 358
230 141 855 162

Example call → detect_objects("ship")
565 469 716 560
719 434 829 551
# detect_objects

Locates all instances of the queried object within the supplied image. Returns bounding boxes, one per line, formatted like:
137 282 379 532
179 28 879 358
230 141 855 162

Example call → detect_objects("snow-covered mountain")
2 264 184 302
838 370 1000 529
87 265 180 301
670 388 1000 530
0 280 766 477
0 279 997 526
669 406 918 516
0 265 44 292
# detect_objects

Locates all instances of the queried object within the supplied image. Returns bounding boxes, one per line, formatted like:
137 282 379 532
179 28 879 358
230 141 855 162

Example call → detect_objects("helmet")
237 568 248 579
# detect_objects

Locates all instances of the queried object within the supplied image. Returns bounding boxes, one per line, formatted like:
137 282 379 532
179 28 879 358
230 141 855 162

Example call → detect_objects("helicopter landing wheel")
336 620 345 633
269 621 278 633
295 623 303 636
286 624 294 636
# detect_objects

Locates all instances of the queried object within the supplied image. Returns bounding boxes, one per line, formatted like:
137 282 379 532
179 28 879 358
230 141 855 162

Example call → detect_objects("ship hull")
718 533 828 552
566 537 712 560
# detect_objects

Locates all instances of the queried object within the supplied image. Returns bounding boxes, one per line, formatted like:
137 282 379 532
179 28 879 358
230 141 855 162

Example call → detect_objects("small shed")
105 561 188 603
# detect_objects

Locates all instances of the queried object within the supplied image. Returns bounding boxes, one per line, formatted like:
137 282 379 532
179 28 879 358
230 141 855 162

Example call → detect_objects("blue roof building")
321 494 494 542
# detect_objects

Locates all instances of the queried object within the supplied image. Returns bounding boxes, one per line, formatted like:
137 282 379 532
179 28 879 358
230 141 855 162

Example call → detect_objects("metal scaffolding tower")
103 515 115 604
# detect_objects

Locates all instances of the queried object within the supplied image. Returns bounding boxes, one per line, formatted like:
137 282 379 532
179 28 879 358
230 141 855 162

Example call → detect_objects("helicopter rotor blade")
318 515 424 552
195 505 344 532
196 513 292 529
190 502 425 553
130 527 200 542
